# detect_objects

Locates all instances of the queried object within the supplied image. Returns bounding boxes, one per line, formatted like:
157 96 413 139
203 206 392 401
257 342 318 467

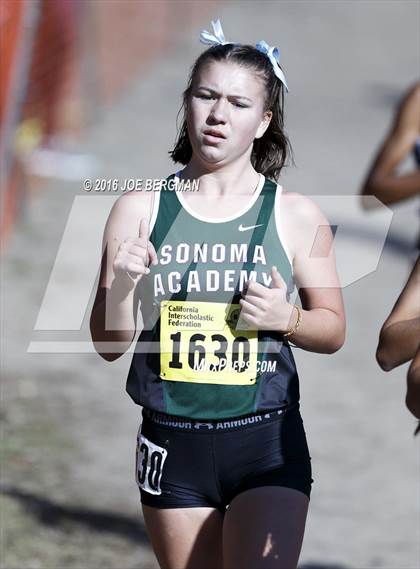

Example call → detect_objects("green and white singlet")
126 172 301 419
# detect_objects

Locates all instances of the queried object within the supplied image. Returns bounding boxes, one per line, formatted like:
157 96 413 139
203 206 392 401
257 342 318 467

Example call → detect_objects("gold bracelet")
283 304 302 338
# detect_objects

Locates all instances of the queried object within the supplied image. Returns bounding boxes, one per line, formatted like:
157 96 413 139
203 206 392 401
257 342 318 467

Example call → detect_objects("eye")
232 102 248 108
197 93 214 100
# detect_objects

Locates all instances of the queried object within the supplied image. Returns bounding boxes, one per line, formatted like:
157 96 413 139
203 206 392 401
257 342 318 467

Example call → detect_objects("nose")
208 97 228 124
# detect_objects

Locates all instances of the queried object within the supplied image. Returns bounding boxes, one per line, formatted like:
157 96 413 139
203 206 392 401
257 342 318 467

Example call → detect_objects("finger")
138 217 150 246
239 294 266 311
126 242 148 258
242 280 267 298
127 262 150 275
125 251 148 266
271 266 287 289
239 297 260 317
147 240 159 266
237 310 258 331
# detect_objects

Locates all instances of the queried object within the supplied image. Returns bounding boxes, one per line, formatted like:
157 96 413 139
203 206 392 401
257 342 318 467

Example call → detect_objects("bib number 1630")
168 331 250 372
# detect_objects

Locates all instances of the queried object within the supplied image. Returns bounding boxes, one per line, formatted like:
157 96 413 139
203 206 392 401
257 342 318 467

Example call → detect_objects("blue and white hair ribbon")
199 19 231 46
255 40 289 92
199 20 289 92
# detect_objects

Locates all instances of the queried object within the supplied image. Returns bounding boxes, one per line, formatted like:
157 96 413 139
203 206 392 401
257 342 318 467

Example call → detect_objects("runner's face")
187 61 272 167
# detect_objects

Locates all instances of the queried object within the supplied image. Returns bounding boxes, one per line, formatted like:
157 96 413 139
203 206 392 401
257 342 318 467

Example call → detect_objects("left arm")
406 346 420 419
239 193 346 354
285 194 346 353
376 256 420 371
360 82 420 208
405 348 420 419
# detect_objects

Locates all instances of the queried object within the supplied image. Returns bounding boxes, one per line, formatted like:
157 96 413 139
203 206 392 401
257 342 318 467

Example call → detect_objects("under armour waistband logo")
193 422 215 429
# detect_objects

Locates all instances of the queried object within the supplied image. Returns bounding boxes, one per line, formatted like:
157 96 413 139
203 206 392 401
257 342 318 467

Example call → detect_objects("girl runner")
90 19 346 569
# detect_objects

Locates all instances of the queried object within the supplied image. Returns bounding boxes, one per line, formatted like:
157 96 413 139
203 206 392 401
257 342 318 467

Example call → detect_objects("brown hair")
168 43 293 181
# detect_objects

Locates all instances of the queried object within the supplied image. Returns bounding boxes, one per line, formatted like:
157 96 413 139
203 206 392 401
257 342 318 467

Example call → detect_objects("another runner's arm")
360 82 420 208
90 192 157 361
283 194 346 354
376 257 420 372
406 346 420 419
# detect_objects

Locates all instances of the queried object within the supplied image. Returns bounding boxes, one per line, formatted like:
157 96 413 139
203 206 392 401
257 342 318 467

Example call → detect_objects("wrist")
283 304 302 338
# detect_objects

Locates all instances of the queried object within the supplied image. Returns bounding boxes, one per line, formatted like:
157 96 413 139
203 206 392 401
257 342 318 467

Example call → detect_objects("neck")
178 161 261 198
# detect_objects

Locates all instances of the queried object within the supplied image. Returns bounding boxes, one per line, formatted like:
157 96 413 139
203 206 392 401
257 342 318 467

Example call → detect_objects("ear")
255 110 273 140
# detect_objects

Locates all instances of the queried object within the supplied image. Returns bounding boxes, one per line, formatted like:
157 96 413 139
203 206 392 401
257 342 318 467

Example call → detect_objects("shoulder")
104 190 156 237
109 189 155 219
112 188 154 211
275 189 332 260
277 189 329 226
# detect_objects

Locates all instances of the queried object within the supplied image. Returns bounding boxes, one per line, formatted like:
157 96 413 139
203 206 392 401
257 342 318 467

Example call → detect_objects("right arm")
360 82 420 208
89 192 158 362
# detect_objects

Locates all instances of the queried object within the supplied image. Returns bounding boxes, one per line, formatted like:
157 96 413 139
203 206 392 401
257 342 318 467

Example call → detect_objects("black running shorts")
136 404 313 513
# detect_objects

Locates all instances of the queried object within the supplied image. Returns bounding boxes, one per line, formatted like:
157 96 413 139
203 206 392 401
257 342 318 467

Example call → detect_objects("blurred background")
1 1 419 568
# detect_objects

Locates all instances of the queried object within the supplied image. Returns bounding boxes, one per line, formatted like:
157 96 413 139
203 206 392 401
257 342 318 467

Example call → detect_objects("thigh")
137 414 221 510
142 504 224 569
222 486 309 569
219 407 313 506
137 415 225 568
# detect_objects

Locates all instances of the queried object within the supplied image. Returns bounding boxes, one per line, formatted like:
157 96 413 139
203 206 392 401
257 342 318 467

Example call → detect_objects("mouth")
203 130 226 141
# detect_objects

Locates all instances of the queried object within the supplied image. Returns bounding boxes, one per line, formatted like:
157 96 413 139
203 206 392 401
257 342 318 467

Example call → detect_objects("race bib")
160 300 258 385
136 434 168 495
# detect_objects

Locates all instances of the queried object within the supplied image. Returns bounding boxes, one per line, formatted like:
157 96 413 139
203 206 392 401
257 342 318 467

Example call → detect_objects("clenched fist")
113 217 158 286
238 266 296 332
